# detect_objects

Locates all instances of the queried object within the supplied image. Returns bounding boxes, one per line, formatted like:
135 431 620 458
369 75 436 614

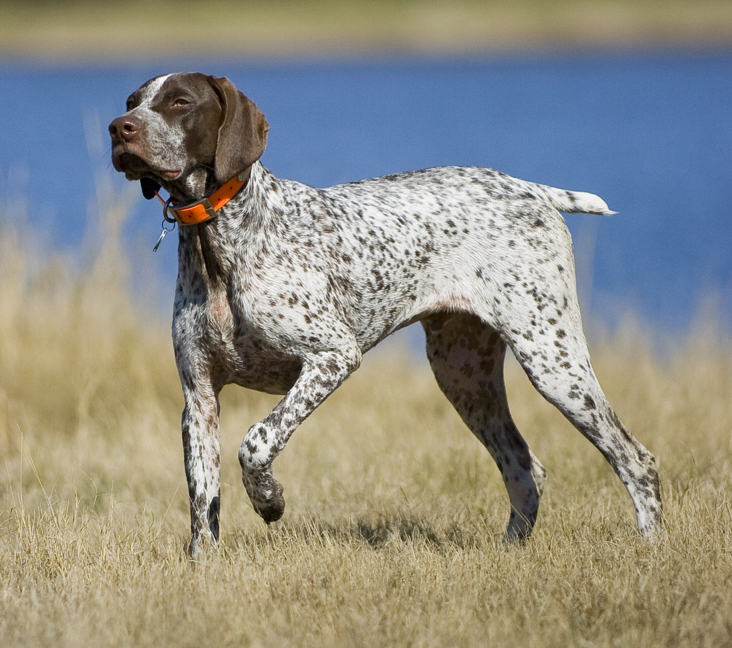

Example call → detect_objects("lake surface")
1 51 731 335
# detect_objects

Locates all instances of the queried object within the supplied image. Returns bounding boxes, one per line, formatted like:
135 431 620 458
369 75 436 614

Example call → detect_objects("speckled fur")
110 73 661 557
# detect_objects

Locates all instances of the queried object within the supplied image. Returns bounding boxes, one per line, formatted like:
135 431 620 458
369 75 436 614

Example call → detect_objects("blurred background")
1 0 731 339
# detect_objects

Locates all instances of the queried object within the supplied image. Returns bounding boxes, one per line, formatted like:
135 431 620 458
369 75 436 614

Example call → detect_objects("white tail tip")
543 187 615 215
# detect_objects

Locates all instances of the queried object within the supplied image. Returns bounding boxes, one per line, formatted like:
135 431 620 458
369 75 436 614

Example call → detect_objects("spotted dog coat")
109 72 662 557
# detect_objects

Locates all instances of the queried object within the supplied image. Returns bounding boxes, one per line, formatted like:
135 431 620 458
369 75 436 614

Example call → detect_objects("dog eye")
173 98 191 107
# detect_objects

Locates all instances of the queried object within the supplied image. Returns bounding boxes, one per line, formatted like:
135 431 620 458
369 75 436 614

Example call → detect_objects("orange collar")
156 167 252 226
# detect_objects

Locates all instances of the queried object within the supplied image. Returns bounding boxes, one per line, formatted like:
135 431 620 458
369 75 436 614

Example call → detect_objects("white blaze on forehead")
132 73 172 111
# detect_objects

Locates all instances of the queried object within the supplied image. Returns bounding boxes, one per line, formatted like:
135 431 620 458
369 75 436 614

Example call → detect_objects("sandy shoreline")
1 1 731 63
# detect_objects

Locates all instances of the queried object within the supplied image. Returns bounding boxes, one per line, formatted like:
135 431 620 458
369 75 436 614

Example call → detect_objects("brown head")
109 72 269 201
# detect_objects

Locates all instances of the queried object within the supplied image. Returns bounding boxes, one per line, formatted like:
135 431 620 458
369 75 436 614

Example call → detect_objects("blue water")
1 52 731 333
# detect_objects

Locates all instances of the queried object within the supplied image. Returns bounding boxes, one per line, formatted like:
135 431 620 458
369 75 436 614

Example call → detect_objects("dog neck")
160 166 253 226
174 163 271 291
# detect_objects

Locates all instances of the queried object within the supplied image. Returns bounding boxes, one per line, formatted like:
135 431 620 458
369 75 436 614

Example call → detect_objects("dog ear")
208 76 269 183
140 178 161 200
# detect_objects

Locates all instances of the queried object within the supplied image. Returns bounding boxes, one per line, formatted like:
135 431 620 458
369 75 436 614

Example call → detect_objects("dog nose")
109 115 141 142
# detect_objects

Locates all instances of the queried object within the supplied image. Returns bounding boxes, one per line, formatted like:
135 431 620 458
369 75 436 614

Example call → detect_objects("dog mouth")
112 149 181 182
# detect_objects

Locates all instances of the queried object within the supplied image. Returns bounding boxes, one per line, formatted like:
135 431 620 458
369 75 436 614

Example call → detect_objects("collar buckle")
200 197 218 221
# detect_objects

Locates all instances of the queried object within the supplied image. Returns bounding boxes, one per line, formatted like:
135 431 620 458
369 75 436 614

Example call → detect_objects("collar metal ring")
163 196 177 224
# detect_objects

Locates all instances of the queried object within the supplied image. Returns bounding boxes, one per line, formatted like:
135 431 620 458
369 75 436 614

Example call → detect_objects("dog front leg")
181 393 221 558
238 348 361 522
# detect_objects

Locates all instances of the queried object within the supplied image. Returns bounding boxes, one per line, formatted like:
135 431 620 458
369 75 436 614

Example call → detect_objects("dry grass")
1 187 732 647
2 0 732 61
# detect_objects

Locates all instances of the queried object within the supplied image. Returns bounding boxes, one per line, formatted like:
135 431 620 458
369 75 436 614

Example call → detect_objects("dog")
109 72 661 557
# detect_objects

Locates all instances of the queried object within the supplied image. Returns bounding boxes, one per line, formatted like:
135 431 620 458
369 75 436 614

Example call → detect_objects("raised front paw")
242 470 285 523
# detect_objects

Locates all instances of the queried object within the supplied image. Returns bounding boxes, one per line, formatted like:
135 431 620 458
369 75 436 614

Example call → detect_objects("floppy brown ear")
208 76 269 183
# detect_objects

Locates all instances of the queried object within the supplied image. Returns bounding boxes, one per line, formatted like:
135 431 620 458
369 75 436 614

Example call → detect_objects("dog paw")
242 470 285 523
188 529 219 560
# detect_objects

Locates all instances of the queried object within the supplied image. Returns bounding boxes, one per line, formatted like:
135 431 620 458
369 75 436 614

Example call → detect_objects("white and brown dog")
110 72 661 557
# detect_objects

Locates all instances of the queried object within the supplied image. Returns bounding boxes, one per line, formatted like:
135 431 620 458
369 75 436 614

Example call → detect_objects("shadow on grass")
231 511 499 555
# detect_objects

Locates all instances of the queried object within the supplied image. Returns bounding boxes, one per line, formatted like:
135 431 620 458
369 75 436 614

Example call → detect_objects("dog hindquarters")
423 313 547 541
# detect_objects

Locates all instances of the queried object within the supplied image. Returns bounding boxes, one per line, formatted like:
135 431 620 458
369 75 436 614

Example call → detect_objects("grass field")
1 181 731 646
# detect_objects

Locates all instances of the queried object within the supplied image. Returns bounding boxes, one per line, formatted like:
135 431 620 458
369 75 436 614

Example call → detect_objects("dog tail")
540 186 616 215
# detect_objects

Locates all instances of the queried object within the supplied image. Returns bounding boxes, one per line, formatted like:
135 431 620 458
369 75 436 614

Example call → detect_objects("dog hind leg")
423 313 547 541
502 301 662 536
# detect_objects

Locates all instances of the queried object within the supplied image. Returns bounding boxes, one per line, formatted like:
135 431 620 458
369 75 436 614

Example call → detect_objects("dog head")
109 72 269 201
